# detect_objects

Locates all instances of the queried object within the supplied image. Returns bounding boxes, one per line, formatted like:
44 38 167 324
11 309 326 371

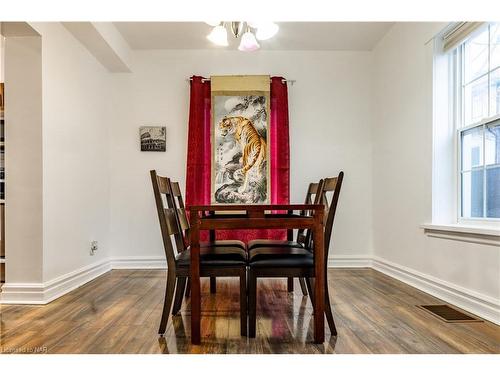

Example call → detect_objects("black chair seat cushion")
248 241 307 259
176 246 247 267
201 240 246 250
248 247 314 268
247 239 303 250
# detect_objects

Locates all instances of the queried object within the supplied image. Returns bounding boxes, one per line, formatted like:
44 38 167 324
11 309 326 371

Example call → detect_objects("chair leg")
299 277 308 296
172 276 187 315
185 278 191 297
210 276 217 294
307 277 337 335
240 269 247 336
324 285 338 336
306 277 315 308
158 269 176 336
248 270 257 338
287 277 294 292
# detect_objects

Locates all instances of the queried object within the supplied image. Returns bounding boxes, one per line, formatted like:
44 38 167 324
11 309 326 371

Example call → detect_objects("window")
456 23 500 220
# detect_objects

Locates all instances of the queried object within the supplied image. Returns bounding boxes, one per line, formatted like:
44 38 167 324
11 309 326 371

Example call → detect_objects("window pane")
462 170 484 218
485 122 500 165
486 166 500 218
491 23 500 71
461 126 484 170
464 28 489 84
490 68 500 118
464 75 489 125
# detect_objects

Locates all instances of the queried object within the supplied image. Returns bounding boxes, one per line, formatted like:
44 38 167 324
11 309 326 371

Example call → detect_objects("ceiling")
114 22 394 51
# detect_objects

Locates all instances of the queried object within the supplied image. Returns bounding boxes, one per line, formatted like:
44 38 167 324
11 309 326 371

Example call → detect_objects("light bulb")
207 25 228 46
238 31 260 52
255 22 279 40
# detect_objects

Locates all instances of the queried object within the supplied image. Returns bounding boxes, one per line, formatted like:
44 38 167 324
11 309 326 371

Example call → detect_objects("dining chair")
168 180 246 297
303 173 344 336
247 171 344 338
150 170 248 336
247 182 321 295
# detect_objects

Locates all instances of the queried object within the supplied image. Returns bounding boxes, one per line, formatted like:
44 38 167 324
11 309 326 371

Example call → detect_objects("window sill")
420 223 500 246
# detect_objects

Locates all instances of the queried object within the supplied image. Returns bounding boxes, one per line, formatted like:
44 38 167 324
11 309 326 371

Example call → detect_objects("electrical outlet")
90 241 98 256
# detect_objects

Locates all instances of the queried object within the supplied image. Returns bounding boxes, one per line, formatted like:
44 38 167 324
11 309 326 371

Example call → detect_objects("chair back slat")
170 181 190 247
304 179 325 249
150 170 180 268
170 182 187 215
157 176 171 194
170 182 183 202
176 209 190 231
320 178 336 220
322 178 337 192
322 172 344 259
297 181 320 245
296 232 307 245
306 182 319 197
303 172 344 262
161 180 188 252
163 208 180 235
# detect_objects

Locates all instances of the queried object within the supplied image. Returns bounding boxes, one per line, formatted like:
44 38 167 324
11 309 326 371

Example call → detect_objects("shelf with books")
1 82 5 284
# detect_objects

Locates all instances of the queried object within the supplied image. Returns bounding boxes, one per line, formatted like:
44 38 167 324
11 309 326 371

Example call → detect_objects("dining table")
188 204 326 345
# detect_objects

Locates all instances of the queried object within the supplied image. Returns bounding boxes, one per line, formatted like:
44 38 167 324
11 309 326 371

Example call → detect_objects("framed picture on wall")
140 126 166 152
212 96 270 204
211 75 271 204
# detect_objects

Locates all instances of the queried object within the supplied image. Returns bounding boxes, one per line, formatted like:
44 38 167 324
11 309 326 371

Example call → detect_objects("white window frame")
455 23 500 223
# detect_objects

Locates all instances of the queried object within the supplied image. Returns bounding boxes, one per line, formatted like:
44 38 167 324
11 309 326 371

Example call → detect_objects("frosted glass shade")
238 31 260 52
207 25 228 46
256 22 279 40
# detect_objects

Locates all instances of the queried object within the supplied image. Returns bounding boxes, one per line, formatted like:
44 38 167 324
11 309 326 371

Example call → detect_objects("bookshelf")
0 82 4 284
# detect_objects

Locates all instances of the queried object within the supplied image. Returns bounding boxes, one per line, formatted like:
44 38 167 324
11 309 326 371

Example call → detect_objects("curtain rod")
187 78 296 86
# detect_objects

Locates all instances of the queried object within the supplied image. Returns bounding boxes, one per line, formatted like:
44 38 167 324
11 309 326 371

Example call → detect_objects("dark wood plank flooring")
0 269 499 354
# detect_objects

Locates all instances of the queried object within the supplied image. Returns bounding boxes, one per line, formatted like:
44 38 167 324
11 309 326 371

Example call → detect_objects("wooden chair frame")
248 171 344 338
150 170 247 336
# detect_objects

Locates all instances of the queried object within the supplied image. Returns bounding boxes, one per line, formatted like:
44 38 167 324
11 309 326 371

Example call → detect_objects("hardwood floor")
0 269 499 354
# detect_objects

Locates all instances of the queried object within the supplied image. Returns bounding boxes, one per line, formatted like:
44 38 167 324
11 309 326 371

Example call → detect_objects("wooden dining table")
188 204 326 345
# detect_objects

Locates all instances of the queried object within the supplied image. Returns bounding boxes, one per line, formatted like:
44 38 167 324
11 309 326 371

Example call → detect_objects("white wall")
30 23 113 282
109 50 374 261
4 34 43 284
372 23 500 304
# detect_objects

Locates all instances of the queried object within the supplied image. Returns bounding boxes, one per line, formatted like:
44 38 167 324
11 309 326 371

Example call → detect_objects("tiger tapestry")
212 94 270 204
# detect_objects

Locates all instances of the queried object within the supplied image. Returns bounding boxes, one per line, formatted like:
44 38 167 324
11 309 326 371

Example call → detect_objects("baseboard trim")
110 255 373 269
111 256 374 269
2 254 498 326
372 256 500 326
0 283 46 304
327 255 372 268
110 256 166 269
0 255 369 304
0 258 111 305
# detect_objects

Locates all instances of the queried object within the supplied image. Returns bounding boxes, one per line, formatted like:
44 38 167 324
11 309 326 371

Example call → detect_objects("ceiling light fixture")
206 23 228 46
238 27 260 52
206 22 278 51
230 22 244 39
255 22 279 41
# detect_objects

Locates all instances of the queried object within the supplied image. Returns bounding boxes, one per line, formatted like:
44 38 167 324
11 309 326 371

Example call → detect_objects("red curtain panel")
185 75 290 242
185 76 211 210
270 77 290 207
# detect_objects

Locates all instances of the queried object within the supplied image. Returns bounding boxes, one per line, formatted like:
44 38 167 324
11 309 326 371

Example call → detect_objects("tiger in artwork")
218 116 266 194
